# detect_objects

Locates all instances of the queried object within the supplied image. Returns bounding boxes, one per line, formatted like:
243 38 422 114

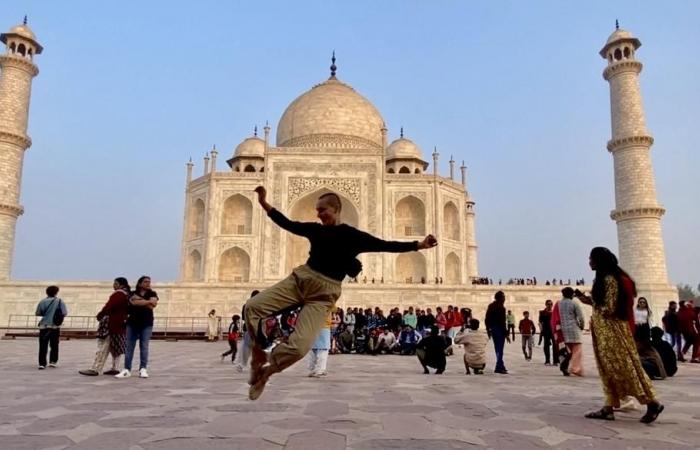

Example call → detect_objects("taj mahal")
0 20 677 326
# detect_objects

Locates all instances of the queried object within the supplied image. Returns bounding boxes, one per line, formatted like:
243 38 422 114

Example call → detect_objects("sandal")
585 408 615 421
640 403 664 424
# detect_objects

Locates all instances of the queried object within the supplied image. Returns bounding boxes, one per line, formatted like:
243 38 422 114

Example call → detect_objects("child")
245 186 437 400
221 314 241 363
454 319 487 374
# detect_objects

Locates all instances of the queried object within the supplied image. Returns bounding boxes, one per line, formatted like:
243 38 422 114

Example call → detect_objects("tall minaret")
0 19 42 280
600 24 675 303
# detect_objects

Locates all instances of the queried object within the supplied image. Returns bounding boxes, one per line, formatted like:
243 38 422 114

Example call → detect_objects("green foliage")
677 284 699 301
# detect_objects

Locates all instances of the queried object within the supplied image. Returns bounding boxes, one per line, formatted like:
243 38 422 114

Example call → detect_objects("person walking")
221 314 241 363
308 312 332 377
518 311 536 361
661 301 682 361
539 299 557 365
555 287 585 376
35 285 68 369
575 247 664 423
485 291 509 374
79 277 130 376
245 186 437 400
116 276 158 379
506 310 516 342
233 290 260 372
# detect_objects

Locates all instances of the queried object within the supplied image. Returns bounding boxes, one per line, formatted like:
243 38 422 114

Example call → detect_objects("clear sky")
2 1 698 285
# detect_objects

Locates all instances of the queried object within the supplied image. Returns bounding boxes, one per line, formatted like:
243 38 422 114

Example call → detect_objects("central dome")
276 77 384 149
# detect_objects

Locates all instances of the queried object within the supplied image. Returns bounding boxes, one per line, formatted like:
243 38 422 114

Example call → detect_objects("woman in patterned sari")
575 247 664 423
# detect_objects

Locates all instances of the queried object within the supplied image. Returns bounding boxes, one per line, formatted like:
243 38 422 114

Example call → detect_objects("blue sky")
2 1 698 285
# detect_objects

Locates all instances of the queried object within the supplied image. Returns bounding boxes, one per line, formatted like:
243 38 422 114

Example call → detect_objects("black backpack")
49 298 65 326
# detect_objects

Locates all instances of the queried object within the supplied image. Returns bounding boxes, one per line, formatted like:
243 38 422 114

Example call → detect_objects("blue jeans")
491 327 507 371
124 324 153 371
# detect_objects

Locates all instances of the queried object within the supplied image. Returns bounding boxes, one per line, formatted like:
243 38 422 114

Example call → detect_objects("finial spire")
23 15 27 25
615 19 619 30
330 51 337 78
254 125 258 137
400 127 404 138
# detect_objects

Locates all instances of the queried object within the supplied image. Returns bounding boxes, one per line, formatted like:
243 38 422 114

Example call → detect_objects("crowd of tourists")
471 277 587 286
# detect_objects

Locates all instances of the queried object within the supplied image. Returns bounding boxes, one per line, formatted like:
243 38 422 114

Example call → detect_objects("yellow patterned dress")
591 275 656 408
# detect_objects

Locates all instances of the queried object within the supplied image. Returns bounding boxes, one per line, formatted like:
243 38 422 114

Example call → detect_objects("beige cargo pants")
245 265 341 372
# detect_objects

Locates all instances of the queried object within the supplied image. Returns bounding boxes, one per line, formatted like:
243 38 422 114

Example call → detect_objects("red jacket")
678 306 699 335
96 289 130 335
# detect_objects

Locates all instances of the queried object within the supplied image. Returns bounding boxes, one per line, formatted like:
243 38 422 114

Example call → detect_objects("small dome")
386 137 423 160
234 136 265 158
9 24 37 41
276 78 384 149
599 28 641 58
1 21 43 54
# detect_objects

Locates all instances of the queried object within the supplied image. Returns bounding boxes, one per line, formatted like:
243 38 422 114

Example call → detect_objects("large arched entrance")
395 252 427 283
285 189 359 274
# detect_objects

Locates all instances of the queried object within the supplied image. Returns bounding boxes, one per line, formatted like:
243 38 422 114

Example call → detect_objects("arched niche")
394 195 425 237
396 252 427 283
443 201 460 241
221 194 253 234
445 252 461 284
185 249 202 281
399 166 410 174
219 247 250 282
189 198 205 238
285 189 359 273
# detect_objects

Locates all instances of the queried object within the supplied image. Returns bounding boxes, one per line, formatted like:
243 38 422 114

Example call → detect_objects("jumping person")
245 186 437 400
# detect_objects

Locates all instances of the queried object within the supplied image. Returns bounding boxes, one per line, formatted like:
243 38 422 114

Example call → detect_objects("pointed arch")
395 195 425 237
244 164 256 172
189 198 205 238
218 247 250 282
17 43 26 56
221 194 253 234
396 252 427 283
185 249 202 281
445 252 461 284
443 201 460 241
387 167 395 174
399 166 410 174
286 189 359 273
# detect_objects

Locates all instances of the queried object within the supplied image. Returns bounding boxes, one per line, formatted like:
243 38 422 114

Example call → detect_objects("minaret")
600 24 674 303
461 161 478 279
0 19 42 280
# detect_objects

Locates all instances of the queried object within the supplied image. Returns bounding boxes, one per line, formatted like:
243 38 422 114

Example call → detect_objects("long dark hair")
135 275 150 293
590 247 635 320
114 277 130 292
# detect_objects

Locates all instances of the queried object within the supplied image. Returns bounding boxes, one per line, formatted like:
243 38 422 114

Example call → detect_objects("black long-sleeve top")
485 301 506 332
268 208 419 281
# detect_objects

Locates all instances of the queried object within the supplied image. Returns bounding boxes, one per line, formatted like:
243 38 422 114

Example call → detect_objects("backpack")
49 298 65 326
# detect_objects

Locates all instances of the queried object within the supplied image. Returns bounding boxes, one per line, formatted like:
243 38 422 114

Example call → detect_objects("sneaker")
248 364 272 401
79 369 99 376
38 365 46 370
139 368 149 378
48 362 58 368
115 369 131 378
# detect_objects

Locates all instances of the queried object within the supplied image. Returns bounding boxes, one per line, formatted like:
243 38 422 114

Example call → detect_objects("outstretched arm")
254 186 316 237
355 230 437 254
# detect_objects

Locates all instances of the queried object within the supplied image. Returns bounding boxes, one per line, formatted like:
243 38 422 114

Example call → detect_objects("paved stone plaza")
1 336 699 449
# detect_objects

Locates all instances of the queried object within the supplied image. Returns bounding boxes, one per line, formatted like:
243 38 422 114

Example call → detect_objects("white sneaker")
139 368 149 378
115 369 131 378
48 362 58 368
38 365 46 370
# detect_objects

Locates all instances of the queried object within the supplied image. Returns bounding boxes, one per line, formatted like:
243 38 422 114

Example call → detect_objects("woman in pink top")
435 307 447 331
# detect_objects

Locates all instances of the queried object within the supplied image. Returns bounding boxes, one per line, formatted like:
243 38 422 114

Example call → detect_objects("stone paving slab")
0 336 698 449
